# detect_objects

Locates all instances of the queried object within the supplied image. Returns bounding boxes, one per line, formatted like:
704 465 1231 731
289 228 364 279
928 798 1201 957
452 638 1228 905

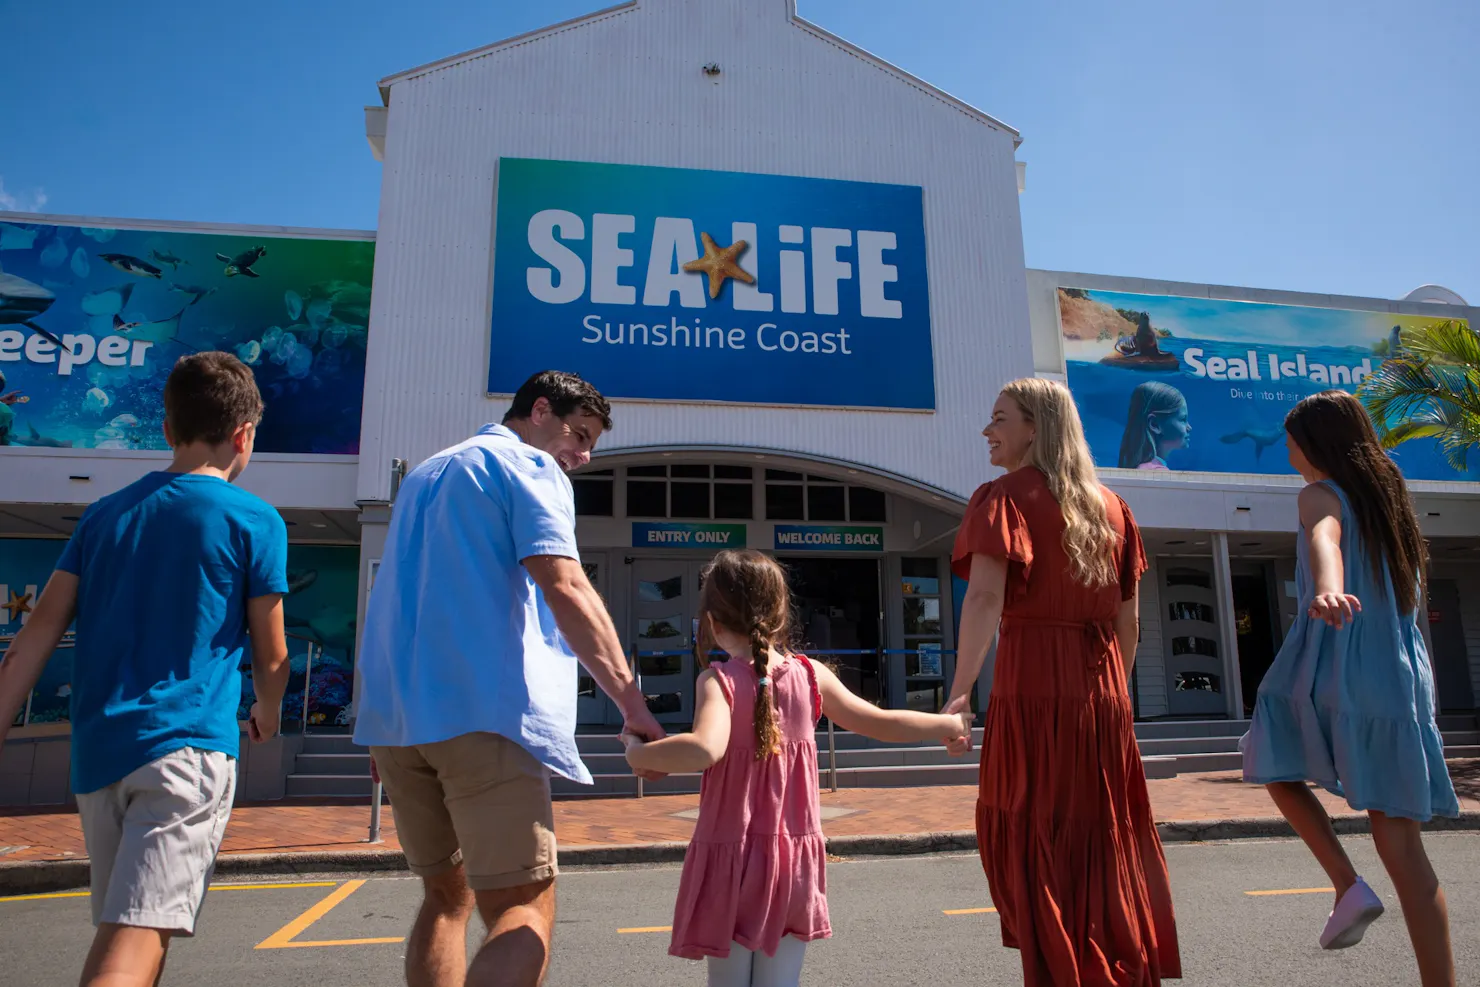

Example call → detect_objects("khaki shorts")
76 747 236 935
371 732 557 891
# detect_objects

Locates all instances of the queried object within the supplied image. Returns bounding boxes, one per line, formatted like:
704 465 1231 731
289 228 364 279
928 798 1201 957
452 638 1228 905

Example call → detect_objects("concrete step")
299 735 366 755
1138 736 1243 756
1172 752 1245 773
1440 731 1480 746
1132 719 1251 740
1436 714 1480 732
1443 745 1480 759
294 753 372 776
286 774 378 798
1142 756 1178 780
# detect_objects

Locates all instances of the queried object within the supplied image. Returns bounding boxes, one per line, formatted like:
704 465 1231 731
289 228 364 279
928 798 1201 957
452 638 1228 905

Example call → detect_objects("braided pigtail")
751 625 782 760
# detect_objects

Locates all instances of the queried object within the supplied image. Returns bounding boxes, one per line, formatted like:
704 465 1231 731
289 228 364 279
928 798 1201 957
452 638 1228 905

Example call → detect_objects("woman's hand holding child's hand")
940 696 975 757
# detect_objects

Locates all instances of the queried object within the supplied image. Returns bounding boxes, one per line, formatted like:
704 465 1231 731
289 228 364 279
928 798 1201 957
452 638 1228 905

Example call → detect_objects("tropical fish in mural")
169 283 216 306
149 248 187 270
39 237 68 268
111 313 142 333
284 290 303 320
81 283 135 317
1220 426 1285 461
287 569 318 594
16 424 72 448
0 224 38 251
216 246 266 278
99 253 164 279
0 263 63 345
56 684 71 698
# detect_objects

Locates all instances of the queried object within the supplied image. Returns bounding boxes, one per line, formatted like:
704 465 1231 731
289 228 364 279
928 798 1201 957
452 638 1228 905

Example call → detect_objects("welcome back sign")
487 158 935 410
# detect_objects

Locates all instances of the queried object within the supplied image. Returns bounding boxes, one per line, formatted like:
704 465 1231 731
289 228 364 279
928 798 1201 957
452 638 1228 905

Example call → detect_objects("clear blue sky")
2 0 1476 302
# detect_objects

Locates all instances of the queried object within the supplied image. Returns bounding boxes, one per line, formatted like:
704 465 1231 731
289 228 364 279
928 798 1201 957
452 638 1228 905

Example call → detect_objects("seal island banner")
1058 287 1477 482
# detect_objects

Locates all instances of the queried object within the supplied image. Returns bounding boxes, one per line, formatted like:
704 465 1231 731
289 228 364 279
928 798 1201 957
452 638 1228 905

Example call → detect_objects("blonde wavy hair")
999 377 1118 588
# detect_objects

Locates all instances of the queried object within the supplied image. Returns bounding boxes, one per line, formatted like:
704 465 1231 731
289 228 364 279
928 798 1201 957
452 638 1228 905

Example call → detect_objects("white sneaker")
1320 877 1385 950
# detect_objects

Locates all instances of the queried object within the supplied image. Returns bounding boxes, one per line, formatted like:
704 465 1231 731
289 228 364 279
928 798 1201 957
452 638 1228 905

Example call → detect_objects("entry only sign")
773 525 884 552
631 523 747 548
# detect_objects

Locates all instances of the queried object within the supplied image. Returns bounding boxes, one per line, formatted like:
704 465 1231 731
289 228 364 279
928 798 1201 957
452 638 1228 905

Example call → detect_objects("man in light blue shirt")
354 370 662 987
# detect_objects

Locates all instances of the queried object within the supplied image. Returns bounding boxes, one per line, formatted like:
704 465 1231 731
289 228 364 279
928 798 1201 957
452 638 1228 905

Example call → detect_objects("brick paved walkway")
3 760 1476 865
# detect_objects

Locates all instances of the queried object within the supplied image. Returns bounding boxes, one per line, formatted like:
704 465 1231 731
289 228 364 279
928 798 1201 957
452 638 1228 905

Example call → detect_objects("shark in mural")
0 263 63 345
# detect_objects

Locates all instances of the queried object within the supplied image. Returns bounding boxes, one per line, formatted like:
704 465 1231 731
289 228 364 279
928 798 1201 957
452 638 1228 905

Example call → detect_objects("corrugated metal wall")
358 0 1031 503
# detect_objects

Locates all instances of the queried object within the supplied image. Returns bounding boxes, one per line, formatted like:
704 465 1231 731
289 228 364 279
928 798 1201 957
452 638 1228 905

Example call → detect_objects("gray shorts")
76 747 236 934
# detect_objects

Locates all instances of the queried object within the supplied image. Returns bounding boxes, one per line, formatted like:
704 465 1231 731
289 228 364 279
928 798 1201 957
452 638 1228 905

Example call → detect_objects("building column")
1210 532 1245 719
350 502 392 722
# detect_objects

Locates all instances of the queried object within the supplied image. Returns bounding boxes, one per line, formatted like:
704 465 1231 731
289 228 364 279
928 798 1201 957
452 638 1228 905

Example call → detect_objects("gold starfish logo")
3 589 33 622
682 232 756 299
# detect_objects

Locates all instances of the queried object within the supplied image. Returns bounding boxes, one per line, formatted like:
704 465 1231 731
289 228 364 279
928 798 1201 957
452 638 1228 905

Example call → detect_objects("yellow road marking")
943 907 997 915
212 882 339 892
1 880 338 904
256 880 405 949
617 926 673 934
1245 887 1335 897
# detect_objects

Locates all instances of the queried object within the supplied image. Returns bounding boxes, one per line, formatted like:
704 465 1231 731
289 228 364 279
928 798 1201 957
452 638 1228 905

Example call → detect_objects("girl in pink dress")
623 549 971 987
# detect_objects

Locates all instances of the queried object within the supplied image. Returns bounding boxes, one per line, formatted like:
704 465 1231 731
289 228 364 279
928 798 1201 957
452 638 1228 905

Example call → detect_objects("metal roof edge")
376 1 639 103
788 6 1020 142
371 0 1022 149
0 211 375 240
1031 268 1479 318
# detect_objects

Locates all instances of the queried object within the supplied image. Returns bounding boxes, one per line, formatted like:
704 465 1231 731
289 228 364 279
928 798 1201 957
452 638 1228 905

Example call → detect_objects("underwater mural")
2 538 360 731
0 219 372 454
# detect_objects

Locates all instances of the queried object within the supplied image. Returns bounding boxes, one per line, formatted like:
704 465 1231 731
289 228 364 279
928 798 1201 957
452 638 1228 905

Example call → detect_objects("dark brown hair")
503 370 612 431
163 351 264 446
696 550 793 759
1285 390 1429 612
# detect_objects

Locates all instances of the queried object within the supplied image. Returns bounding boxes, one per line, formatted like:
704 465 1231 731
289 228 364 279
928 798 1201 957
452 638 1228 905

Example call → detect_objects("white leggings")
705 937 808 987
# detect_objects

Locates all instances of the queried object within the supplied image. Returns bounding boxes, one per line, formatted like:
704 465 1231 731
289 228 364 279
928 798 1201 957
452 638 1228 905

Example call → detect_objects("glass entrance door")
631 559 701 723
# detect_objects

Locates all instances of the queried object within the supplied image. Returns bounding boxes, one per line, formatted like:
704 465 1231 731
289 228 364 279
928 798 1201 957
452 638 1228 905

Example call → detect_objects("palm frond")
1399 319 1480 367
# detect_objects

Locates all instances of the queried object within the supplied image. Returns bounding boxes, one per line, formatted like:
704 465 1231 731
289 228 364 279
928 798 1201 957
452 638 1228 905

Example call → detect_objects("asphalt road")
2 834 1478 986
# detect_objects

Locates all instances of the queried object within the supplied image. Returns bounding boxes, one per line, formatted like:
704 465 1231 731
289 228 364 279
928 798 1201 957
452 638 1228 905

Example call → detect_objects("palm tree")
1358 319 1480 472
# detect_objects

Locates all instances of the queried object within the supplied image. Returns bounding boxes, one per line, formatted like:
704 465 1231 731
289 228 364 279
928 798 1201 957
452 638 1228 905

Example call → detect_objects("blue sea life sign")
489 158 936 410
1058 287 1478 482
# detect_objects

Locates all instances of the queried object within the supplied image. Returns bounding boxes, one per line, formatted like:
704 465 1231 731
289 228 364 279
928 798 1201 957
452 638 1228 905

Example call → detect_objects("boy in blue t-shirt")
0 351 290 985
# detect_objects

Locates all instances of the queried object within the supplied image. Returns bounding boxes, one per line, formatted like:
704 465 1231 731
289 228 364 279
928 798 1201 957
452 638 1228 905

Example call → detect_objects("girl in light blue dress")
1242 391 1458 987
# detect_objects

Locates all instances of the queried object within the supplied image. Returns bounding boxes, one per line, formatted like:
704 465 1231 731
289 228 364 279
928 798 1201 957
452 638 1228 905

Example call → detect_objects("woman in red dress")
944 377 1181 986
